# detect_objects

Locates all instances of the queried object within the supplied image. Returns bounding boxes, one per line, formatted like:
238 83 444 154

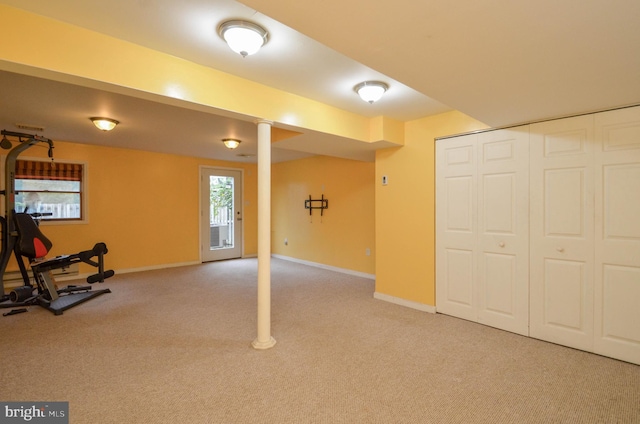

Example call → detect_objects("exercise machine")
11 212 113 315
0 130 113 315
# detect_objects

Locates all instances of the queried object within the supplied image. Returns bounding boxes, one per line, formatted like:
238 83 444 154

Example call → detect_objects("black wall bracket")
305 194 328 216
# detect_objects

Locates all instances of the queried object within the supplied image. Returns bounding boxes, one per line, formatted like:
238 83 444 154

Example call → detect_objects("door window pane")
209 176 234 250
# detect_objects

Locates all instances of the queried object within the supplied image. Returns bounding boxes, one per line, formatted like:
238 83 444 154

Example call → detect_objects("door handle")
556 247 565 252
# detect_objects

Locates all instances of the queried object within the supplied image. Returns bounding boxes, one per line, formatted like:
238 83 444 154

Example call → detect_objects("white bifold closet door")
529 115 596 352
530 107 640 365
437 106 640 365
593 107 640 364
436 127 530 336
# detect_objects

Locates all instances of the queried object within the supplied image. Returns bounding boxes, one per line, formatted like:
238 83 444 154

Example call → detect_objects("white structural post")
252 119 276 350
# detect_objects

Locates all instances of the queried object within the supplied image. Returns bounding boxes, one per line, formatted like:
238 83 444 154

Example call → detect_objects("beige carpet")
1 258 639 423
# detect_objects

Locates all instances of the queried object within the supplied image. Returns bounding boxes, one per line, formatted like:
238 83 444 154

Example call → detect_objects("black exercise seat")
13 213 113 315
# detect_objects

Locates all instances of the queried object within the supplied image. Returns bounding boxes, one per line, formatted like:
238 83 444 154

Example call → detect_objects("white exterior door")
436 127 530 336
593 107 640 364
529 115 595 351
200 167 243 262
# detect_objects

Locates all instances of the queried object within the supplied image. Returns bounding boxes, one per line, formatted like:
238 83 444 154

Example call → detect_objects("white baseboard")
271 254 375 280
373 292 436 314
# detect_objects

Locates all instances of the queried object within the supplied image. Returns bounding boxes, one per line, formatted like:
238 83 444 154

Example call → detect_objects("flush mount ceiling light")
218 20 268 58
354 81 389 104
90 117 119 131
222 138 241 149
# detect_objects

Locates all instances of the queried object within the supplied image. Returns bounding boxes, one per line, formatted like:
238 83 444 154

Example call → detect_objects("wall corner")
369 116 405 146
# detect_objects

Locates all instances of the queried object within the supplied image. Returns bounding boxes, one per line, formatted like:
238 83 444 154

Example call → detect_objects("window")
14 160 84 221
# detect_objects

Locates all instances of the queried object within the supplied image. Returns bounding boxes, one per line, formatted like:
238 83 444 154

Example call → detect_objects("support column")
252 119 276 350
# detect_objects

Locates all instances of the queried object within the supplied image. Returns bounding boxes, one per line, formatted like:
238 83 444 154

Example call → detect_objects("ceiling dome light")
222 138 241 149
90 117 119 131
354 81 389 104
218 20 268 57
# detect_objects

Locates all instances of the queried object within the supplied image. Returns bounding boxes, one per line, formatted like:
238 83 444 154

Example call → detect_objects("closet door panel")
541 258 589 331
481 252 517 314
443 248 475 310
436 134 478 321
600 163 640 264
530 115 595 351
594 107 640 365
477 127 529 335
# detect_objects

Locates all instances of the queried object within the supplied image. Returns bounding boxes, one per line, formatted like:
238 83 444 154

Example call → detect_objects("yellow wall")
1 5 487 308
10 140 258 276
15 142 375 278
375 111 488 305
272 156 375 275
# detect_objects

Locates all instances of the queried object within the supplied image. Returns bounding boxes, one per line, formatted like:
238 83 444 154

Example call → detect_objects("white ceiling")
1 0 639 162
243 0 640 126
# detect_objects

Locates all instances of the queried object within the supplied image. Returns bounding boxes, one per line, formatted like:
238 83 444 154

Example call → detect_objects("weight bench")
13 213 113 315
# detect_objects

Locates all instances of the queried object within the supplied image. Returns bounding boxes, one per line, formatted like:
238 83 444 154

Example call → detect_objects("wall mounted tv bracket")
304 194 328 216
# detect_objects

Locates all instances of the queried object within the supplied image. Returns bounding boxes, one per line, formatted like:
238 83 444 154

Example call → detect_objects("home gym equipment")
0 130 113 315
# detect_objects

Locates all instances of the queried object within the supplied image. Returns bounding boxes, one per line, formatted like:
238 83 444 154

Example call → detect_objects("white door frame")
199 166 244 262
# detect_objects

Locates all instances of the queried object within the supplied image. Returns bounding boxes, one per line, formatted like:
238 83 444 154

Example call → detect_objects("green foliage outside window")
210 177 233 218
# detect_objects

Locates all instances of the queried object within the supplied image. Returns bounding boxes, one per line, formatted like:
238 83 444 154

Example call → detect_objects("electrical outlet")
366 248 371 256
284 238 288 245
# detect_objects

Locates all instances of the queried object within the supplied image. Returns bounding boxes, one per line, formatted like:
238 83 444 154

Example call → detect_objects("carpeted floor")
1 258 639 423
